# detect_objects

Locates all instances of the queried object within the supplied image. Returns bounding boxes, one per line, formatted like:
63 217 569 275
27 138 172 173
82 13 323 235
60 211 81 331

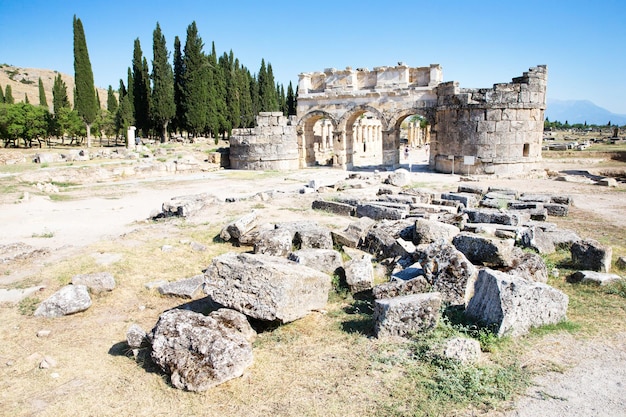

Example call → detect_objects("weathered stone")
567 271 623 286
356 203 408 220
237 223 275 246
288 248 343 275
203 252 331 323
360 219 414 259
571 239 612 273
219 211 259 242
506 250 549 283
71 272 116 294
418 241 477 306
544 203 569 217
150 308 255 392
518 225 556 254
597 177 617 187
0 286 45 304
457 184 485 195
465 269 568 337
385 168 411 187
441 192 479 208
374 293 442 338
441 337 482 364
34 285 92 318
392 238 416 258
414 218 460 245
373 276 430 299
331 217 376 248
617 256 626 270
465 208 530 226
452 232 516 268
126 324 147 348
344 252 374 293
253 228 293 256
159 193 215 218
543 228 581 250
312 200 355 216
158 275 204 299
293 224 333 250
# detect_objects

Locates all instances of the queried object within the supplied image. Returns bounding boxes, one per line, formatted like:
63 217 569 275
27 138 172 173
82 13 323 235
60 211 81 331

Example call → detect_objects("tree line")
0 17 297 148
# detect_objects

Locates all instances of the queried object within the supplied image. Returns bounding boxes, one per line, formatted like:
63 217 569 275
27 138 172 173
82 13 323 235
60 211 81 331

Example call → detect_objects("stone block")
567 271 623 286
203 252 331 323
414 218 460 245
374 293 442 338
571 239 612 273
452 232 516 267
312 200 355 216
465 269 568 337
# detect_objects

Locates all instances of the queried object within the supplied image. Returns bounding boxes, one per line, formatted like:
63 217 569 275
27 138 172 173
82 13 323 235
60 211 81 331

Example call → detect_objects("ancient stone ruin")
231 63 547 175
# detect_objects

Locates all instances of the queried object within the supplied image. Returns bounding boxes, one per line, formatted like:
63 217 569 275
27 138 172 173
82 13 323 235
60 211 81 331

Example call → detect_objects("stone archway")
297 111 337 167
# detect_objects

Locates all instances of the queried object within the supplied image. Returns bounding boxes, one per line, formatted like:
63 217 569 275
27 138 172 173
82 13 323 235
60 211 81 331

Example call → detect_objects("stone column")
333 130 348 169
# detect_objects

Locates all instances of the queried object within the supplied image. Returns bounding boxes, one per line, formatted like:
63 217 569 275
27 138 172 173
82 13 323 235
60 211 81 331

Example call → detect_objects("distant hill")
0 64 108 109
546 98 626 126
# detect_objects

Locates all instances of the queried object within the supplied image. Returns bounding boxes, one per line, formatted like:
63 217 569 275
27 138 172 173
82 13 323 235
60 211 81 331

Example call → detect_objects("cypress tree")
107 85 118 114
266 63 279 111
173 36 184 135
132 39 150 136
181 21 209 136
257 59 268 112
24 94 30 104
208 43 228 140
38 77 48 107
222 51 240 131
150 22 175 143
5 85 14 104
52 73 70 115
0 85 4 103
286 81 296 116
238 65 254 128
73 15 98 147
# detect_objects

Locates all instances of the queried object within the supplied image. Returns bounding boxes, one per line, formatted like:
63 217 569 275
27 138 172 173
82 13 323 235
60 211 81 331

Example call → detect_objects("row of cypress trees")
115 20 297 143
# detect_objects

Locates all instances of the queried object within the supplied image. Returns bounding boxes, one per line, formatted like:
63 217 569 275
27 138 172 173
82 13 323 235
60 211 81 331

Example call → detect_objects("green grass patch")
17 297 40 315
605 279 626 298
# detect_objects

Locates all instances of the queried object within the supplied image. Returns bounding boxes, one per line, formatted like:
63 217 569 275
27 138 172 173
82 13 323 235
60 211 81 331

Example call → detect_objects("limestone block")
374 293 442 338
293 224 334 250
71 272 116 294
373 275 430 300
506 250 549 283
356 203 407 221
544 203 569 217
418 241 477 306
465 269 568 337
452 232 516 268
567 271 623 286
344 252 374 293
34 285 92 318
150 308 255 392
441 192 479 208
203 252 331 323
441 337 482 364
158 275 204 299
414 218 460 245
570 239 612 273
220 211 259 242
253 228 293 257
126 324 147 348
288 248 343 275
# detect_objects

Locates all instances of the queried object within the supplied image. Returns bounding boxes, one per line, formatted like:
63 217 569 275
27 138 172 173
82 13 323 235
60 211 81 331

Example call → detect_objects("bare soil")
0 146 625 416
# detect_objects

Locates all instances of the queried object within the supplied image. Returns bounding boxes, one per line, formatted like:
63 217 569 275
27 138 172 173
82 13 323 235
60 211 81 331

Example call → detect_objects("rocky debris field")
0 146 625 416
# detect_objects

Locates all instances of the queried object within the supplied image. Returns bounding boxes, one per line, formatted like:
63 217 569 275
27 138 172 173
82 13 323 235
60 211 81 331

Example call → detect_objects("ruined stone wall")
431 66 547 175
229 112 299 170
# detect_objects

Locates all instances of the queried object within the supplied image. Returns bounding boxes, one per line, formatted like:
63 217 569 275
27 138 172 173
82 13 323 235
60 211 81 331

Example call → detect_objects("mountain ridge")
546 98 626 126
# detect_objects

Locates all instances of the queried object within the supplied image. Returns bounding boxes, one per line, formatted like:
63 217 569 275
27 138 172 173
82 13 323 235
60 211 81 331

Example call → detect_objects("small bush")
18 297 40 315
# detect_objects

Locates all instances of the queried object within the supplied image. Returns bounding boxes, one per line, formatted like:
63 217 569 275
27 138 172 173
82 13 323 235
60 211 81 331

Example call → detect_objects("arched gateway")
296 64 547 175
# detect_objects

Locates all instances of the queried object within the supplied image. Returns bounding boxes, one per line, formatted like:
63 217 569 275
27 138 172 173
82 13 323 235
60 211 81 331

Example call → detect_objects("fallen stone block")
253 228 293 256
158 275 204 299
567 271 623 286
203 252 331 323
544 203 569 217
418 241 477 306
71 272 116 294
34 285 92 318
150 308 255 392
465 208 530 226
441 192 479 209
219 211 259 242
385 168 411 187
452 232 516 268
288 248 343 275
356 203 408 220
441 337 482 364
344 252 374 293
372 276 430 299
312 200 355 216
160 193 216 218
414 218 460 245
374 293 442 338
126 324 147 348
506 250 549 283
465 269 569 337
571 239 612 273
293 224 334 250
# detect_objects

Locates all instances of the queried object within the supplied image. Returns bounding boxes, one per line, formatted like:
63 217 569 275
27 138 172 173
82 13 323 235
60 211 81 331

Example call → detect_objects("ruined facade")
229 112 299 170
230 64 547 175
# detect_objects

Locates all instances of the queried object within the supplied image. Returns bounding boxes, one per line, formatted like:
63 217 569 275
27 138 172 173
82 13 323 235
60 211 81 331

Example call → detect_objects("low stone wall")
229 112 299 170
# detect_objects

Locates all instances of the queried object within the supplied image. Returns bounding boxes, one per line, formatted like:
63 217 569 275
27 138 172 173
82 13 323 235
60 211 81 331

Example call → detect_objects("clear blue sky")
1 0 625 113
